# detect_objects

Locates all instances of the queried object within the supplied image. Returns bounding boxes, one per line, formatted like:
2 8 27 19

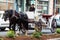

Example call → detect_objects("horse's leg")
9 22 12 30
25 30 28 36
19 22 22 31
23 22 28 36
12 23 16 33
19 23 22 34
20 23 27 35
17 18 22 33
16 22 22 35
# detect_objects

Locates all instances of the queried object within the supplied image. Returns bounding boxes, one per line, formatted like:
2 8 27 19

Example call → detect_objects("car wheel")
51 19 57 33
1 28 5 31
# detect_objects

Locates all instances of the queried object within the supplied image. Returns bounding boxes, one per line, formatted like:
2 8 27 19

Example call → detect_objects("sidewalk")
47 38 60 40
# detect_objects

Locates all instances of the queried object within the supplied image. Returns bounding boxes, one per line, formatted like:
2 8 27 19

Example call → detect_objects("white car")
53 14 60 28
0 11 9 30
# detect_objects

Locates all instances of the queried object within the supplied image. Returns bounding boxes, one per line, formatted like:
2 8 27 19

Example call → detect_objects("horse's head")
3 10 9 21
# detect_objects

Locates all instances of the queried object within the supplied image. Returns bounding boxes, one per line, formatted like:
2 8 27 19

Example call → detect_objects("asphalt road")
0 28 35 37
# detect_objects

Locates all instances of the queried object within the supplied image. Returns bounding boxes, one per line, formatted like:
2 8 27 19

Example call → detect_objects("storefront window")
37 1 48 14
55 0 60 14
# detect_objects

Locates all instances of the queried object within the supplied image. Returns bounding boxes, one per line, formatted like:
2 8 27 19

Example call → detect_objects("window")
0 2 7 11
37 1 49 14
56 0 60 14
0 2 14 11
56 0 60 4
8 3 14 9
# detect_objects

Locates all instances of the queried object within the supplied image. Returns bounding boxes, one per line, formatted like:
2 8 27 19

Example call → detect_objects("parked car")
53 14 60 28
52 14 60 28
0 11 9 31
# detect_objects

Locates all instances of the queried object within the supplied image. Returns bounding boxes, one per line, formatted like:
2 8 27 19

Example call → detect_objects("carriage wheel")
51 19 57 33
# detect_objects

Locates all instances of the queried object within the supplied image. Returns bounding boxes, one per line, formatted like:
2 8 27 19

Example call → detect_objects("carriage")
0 10 56 35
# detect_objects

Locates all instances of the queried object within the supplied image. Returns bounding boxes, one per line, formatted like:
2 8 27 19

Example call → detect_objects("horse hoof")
21 29 26 33
16 33 20 36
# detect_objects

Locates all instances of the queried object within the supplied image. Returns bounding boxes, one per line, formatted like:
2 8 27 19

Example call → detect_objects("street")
0 28 35 37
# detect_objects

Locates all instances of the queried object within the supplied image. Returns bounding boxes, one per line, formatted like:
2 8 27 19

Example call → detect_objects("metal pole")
55 0 56 9
35 0 39 21
13 0 16 16
14 0 16 10
24 0 26 12
55 0 56 14
35 0 37 15
6 0 8 10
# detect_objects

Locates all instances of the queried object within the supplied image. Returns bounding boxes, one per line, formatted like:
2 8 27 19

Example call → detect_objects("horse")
3 10 28 35
19 12 28 35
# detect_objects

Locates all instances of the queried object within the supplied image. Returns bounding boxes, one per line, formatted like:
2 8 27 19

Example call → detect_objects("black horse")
3 10 28 35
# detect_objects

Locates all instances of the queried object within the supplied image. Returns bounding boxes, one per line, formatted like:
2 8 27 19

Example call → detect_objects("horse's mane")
5 10 19 17
20 12 28 19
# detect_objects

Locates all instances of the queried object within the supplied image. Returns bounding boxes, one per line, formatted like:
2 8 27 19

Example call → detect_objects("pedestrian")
29 4 35 11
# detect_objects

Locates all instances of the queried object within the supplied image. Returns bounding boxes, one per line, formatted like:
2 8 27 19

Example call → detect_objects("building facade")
54 0 60 14
0 0 60 15
0 0 15 11
35 0 53 15
17 0 54 15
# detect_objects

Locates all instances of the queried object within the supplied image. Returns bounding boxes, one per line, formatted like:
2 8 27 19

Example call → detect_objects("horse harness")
12 10 19 19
